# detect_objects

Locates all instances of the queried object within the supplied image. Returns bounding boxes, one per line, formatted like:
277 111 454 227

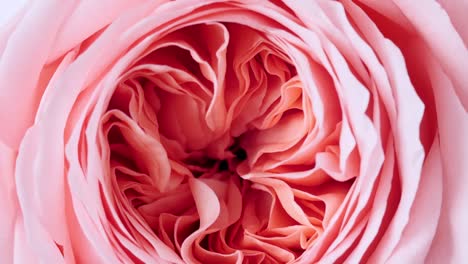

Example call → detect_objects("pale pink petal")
13 216 39 264
15 128 65 263
437 0 468 46
48 0 152 62
388 137 443 262
0 0 75 148
390 0 468 110
0 142 18 263
425 51 468 263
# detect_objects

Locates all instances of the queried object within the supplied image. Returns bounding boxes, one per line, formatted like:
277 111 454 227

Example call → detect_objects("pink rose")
1 0 467 263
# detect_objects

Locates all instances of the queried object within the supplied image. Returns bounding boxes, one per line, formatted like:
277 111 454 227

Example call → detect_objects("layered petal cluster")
98 21 353 263
0 0 467 264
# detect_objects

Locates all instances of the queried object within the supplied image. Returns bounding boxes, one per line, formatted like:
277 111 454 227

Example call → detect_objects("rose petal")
425 50 468 263
437 0 468 46
0 0 75 148
0 141 18 263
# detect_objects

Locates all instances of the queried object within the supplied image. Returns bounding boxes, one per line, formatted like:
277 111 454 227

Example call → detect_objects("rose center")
101 21 351 263
183 140 248 178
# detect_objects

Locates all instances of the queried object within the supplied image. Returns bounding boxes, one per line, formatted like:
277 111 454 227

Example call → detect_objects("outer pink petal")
15 128 65 263
0 0 27 30
13 216 39 264
387 137 443 262
0 0 76 149
0 142 18 263
425 52 468 263
437 0 468 46
0 0 28 56
391 0 468 111
0 0 150 149
48 0 149 63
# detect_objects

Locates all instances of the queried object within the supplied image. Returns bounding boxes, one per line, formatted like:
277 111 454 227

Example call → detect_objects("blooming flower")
0 0 467 263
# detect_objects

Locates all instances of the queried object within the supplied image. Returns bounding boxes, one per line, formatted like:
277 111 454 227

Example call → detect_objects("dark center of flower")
183 139 248 178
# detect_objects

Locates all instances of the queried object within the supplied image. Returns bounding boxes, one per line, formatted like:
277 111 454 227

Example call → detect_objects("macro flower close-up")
0 0 467 263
